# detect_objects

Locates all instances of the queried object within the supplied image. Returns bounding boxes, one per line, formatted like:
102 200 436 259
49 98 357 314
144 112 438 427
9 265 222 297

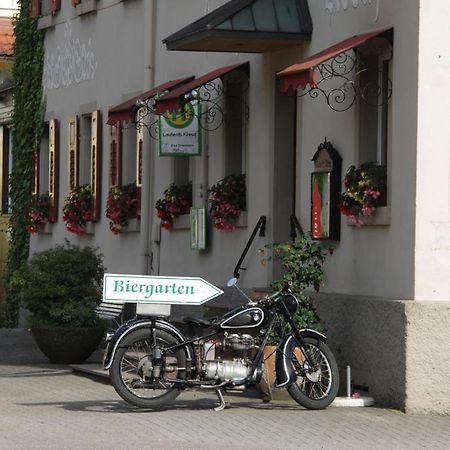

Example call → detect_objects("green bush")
13 241 105 327
263 234 329 331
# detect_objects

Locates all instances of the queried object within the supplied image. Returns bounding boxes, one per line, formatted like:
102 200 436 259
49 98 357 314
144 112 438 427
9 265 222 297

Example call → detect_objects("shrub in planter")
12 241 106 363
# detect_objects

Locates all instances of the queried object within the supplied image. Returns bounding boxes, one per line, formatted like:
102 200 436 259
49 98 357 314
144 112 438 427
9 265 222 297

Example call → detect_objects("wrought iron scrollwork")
297 49 392 112
125 75 249 139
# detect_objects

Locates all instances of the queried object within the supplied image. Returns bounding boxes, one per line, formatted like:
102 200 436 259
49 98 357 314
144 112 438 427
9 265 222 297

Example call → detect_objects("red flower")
208 174 246 232
155 182 192 229
63 185 93 236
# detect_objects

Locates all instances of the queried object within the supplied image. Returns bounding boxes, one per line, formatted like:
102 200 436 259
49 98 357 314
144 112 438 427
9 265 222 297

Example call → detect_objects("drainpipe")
139 0 157 275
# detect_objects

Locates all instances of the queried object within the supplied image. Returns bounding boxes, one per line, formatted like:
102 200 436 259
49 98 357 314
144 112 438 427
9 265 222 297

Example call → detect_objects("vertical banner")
311 172 330 239
159 103 201 156
68 115 79 190
48 119 59 223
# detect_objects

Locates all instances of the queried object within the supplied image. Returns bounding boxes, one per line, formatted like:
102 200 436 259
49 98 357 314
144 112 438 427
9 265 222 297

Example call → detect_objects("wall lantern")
311 139 342 241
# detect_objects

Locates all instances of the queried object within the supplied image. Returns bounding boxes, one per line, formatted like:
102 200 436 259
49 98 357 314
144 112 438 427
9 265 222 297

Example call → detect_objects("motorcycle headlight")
281 293 298 315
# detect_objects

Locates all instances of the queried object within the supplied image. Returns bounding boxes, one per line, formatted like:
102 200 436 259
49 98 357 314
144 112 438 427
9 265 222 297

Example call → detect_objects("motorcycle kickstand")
214 387 229 412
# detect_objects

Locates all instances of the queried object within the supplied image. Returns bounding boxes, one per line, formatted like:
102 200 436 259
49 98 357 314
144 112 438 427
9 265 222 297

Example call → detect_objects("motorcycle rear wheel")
287 337 339 410
109 328 186 409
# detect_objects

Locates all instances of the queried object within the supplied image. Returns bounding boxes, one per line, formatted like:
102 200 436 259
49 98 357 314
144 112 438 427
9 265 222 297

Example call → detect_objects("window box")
348 206 390 227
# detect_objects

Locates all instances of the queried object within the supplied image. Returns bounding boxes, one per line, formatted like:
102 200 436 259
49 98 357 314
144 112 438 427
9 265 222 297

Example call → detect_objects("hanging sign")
191 207 206 250
103 273 222 305
159 103 201 156
311 139 342 241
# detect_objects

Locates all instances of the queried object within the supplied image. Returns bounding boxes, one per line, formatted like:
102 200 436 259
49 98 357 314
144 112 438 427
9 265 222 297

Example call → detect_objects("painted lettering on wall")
43 22 97 90
325 0 380 22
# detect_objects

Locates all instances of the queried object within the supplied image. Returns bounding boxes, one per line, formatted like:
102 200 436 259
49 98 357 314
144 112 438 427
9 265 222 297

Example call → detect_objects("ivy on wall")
5 0 44 327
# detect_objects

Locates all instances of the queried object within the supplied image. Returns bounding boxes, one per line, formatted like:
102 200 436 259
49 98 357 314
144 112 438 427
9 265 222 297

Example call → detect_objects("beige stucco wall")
31 0 450 413
415 0 450 301
296 0 420 300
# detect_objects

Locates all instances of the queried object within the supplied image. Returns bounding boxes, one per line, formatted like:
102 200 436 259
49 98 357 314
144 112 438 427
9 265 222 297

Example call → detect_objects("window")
357 48 391 167
68 112 101 220
223 71 248 177
30 0 60 17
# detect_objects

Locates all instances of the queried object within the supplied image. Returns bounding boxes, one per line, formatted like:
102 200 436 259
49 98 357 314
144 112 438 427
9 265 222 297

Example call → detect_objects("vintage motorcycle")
101 278 339 411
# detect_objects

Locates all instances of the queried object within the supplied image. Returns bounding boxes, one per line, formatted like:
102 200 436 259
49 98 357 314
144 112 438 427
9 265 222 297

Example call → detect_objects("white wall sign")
325 0 380 21
43 22 97 90
103 274 223 305
158 103 201 156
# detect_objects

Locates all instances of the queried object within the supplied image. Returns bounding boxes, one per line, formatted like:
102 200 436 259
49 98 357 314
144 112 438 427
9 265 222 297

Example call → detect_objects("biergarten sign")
103 274 223 305
158 103 201 156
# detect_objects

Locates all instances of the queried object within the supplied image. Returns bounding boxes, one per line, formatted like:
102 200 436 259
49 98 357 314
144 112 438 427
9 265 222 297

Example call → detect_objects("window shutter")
68 115 79 191
136 111 144 188
90 110 102 221
32 149 39 196
109 124 122 187
51 0 61 15
29 0 40 17
48 119 59 223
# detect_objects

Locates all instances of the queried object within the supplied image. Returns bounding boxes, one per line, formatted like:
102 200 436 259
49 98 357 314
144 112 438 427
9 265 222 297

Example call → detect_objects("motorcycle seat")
183 317 216 328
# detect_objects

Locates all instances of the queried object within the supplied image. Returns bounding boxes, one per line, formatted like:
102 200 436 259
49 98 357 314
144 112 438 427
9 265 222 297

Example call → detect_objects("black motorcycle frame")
103 292 326 390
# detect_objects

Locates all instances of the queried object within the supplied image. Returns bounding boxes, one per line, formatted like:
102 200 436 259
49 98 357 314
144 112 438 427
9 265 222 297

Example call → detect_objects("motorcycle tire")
287 337 339 410
110 328 186 409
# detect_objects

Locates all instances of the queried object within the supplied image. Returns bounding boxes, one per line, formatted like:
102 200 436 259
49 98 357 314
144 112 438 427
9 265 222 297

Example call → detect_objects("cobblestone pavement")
0 363 450 450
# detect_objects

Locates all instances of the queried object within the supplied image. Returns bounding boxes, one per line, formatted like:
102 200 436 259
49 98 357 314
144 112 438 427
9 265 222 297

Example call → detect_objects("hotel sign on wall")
159 103 201 156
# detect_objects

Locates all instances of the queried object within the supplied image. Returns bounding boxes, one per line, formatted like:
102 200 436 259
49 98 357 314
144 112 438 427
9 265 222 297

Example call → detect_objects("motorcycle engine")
202 333 262 383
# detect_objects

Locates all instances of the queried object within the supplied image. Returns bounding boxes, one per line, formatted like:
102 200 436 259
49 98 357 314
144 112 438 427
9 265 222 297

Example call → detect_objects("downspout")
139 0 157 275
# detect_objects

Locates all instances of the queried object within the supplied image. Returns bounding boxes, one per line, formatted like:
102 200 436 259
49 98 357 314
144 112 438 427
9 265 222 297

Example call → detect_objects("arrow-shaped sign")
103 274 223 305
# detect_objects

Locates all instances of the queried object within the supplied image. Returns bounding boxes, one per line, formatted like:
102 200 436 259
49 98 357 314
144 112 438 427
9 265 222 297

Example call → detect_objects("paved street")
1 330 450 450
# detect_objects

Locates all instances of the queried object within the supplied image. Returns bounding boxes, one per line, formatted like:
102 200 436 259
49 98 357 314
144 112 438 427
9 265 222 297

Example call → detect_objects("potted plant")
106 183 141 234
338 162 386 226
12 241 106 364
25 193 50 234
208 173 246 231
62 184 93 236
155 182 192 229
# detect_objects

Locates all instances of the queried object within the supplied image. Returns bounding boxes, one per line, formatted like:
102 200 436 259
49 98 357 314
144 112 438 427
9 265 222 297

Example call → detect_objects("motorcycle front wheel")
287 337 339 410
109 328 186 409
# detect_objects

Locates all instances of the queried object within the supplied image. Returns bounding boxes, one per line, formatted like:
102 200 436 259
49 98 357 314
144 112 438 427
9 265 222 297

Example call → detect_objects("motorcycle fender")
275 329 327 389
103 318 193 370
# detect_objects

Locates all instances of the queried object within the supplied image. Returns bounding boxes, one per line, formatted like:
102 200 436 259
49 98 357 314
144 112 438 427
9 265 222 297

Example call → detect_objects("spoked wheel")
109 328 186 409
287 337 339 410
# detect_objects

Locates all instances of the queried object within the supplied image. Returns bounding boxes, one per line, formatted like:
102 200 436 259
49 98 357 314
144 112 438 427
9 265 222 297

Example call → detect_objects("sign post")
103 274 223 305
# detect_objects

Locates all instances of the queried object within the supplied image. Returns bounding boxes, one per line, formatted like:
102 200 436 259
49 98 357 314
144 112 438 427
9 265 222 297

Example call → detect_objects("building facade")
29 0 449 414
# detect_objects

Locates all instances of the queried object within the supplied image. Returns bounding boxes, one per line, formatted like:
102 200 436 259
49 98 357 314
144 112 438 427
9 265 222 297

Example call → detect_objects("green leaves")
5 1 45 326
14 241 105 328
267 234 327 330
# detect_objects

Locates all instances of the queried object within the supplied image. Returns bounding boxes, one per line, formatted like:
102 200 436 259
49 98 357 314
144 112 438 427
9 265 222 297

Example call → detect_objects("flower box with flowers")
208 174 246 231
106 183 141 234
155 182 192 230
338 163 388 227
63 184 94 236
26 194 51 234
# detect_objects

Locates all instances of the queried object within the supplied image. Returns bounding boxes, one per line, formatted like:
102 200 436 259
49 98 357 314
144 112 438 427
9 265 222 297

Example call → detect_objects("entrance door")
272 86 296 280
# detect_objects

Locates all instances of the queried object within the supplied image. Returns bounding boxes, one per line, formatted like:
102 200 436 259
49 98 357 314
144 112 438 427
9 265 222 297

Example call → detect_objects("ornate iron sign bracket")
297 48 392 112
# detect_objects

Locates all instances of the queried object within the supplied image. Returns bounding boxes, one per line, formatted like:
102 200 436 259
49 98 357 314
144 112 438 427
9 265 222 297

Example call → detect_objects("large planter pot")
31 327 104 364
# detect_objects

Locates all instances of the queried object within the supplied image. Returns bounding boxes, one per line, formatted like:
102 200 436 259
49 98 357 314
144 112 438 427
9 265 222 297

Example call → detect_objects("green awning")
163 0 312 53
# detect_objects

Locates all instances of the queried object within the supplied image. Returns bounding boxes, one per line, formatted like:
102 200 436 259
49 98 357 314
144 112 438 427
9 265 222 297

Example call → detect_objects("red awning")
154 62 249 115
107 77 194 125
277 27 392 93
